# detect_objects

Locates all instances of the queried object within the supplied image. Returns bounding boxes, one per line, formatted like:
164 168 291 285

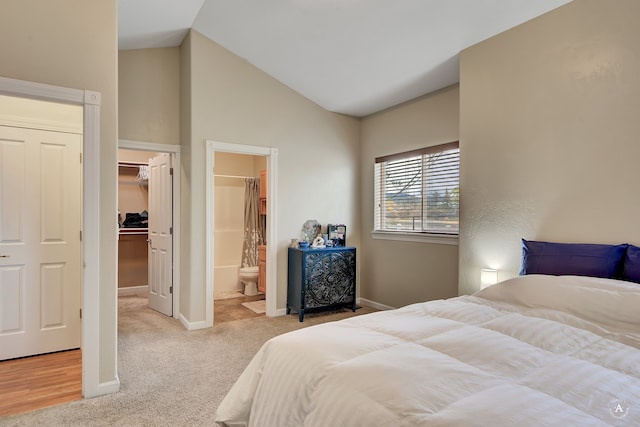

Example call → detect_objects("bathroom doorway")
213 152 267 321
206 141 277 325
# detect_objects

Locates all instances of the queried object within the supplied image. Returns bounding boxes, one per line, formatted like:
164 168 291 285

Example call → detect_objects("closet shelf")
118 161 148 168
119 227 148 235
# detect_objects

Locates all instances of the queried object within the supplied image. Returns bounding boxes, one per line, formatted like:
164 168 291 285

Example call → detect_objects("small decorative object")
311 233 326 248
290 239 299 248
300 220 321 245
298 241 309 249
327 224 346 247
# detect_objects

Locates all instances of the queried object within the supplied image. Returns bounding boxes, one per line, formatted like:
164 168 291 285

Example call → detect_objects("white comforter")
215 275 640 426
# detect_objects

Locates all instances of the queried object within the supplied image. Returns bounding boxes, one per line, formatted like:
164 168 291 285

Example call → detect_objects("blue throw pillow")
519 239 627 279
622 244 640 283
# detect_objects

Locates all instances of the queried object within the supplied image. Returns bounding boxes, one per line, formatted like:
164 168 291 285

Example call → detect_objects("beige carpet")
0 295 375 426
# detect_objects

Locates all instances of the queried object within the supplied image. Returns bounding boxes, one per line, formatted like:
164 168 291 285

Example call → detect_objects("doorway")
0 76 104 397
118 139 181 319
206 140 278 325
213 152 267 322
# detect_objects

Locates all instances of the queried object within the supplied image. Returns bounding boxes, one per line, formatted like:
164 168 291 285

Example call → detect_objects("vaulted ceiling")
118 0 572 117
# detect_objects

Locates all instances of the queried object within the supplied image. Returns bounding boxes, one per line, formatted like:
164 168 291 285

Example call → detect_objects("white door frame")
206 140 278 325
118 139 181 319
0 76 107 397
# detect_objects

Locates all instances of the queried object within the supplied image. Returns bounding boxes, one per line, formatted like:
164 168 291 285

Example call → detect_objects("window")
374 141 459 236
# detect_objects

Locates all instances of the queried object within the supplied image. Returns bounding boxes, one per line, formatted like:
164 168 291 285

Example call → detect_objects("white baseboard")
84 376 120 398
273 308 287 317
180 298 392 329
357 297 395 311
118 285 149 296
179 313 211 330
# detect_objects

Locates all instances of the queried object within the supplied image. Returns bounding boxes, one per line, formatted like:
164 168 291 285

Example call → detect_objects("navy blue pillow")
519 239 627 279
622 244 640 283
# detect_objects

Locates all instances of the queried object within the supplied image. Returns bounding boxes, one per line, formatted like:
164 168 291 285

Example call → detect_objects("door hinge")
80 308 82 319
170 167 174 176
80 230 82 241
169 227 173 235
169 286 173 294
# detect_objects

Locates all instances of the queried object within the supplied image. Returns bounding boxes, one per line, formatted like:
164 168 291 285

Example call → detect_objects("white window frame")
372 141 459 245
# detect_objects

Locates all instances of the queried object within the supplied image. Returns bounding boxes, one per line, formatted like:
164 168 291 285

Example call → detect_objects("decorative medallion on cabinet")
287 246 356 322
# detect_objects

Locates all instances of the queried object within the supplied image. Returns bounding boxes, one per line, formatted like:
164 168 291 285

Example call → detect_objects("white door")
148 153 173 316
0 126 82 360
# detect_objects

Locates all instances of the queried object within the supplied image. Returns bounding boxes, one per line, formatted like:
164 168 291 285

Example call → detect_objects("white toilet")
239 266 260 296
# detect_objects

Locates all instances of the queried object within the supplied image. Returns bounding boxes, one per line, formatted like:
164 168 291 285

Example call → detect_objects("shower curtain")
241 178 265 268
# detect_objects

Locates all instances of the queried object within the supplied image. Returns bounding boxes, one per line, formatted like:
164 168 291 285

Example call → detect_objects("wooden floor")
0 349 82 417
0 296 259 418
214 293 265 323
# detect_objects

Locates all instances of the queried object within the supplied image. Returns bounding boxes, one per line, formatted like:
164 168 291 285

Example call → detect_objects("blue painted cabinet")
287 246 356 322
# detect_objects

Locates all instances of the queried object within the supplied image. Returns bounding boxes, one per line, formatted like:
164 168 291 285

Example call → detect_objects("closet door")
0 125 81 360
147 153 173 316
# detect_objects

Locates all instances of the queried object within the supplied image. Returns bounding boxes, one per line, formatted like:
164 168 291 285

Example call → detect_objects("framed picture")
327 224 346 247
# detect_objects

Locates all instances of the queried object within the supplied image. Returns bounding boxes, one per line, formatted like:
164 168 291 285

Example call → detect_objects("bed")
215 241 640 426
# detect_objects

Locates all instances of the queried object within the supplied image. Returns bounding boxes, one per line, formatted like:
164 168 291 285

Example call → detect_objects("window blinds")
374 142 459 234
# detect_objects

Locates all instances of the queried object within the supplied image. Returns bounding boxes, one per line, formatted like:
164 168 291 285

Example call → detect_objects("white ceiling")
118 0 572 117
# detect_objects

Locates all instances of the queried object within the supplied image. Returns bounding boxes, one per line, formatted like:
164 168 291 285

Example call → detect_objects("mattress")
215 274 640 426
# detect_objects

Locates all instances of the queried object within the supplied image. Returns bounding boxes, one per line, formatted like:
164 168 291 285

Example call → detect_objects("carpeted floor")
0 295 375 426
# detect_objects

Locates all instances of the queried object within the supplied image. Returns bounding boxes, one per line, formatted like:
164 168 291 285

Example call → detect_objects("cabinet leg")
286 306 291 314
299 310 304 322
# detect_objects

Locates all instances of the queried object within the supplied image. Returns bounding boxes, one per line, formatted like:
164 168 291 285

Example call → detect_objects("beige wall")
0 94 83 130
181 30 361 320
215 151 263 177
459 0 640 294
118 148 159 163
0 1 118 388
119 48 181 144
360 86 460 308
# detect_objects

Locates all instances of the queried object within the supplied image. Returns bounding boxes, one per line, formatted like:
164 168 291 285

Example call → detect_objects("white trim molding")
0 76 86 104
371 230 459 245
119 138 181 154
357 297 395 311
0 76 113 398
179 314 210 331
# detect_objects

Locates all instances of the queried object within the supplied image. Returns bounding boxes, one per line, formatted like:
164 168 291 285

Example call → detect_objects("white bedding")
215 275 640 426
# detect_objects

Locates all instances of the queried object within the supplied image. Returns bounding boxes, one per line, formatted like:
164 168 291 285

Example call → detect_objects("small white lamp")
480 269 498 289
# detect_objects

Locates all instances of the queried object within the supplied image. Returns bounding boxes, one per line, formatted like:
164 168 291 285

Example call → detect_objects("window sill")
371 230 459 245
